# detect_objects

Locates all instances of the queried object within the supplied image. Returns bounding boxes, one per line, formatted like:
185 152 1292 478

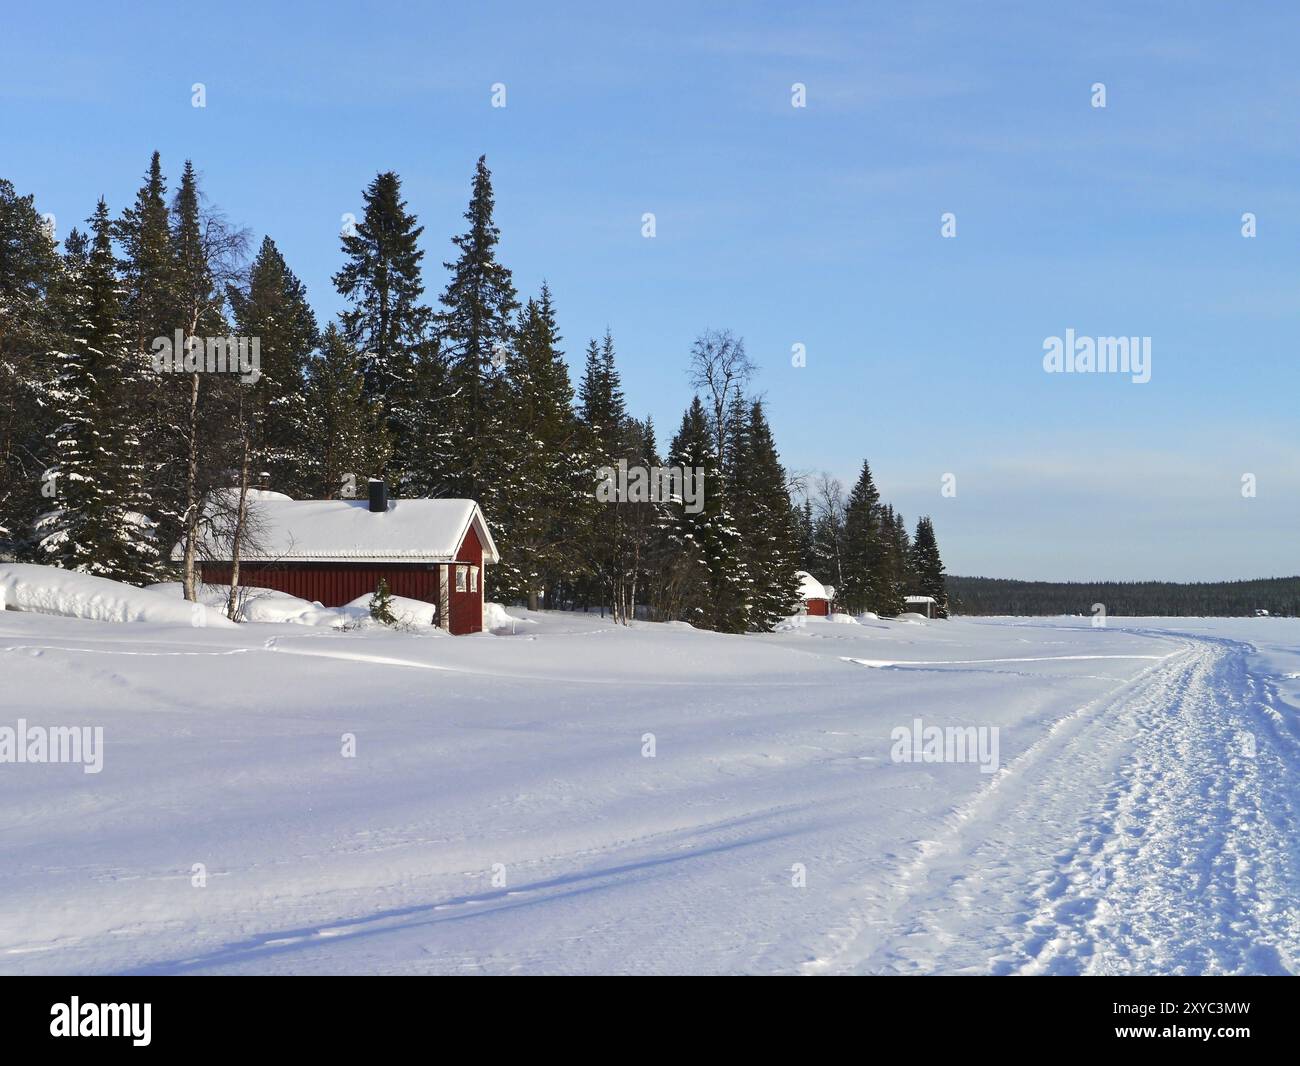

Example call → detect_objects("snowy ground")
1 603 1298 975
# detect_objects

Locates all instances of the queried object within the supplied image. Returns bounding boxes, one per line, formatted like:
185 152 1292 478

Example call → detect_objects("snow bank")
341 593 442 630
1 564 525 638
148 583 444 630
0 564 236 627
150 582 346 627
483 601 536 634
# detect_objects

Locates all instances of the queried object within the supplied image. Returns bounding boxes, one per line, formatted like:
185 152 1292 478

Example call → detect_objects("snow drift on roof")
184 497 500 564
796 571 830 602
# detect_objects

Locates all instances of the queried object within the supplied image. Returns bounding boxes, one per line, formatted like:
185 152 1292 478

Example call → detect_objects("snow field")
0 585 1297 974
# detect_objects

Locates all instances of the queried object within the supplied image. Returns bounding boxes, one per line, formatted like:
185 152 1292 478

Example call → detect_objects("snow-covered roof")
181 496 500 565
904 595 936 604
796 571 830 602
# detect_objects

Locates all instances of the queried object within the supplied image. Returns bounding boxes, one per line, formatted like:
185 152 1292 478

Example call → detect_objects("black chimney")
368 480 388 513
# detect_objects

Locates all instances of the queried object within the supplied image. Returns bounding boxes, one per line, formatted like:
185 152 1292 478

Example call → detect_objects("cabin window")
470 567 479 592
456 565 468 592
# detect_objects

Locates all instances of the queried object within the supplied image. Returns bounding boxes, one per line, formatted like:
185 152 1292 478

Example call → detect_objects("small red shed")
797 571 834 616
190 485 499 635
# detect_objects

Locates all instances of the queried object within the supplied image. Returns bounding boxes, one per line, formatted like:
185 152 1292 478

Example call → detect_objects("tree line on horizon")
0 156 948 629
947 575 1300 618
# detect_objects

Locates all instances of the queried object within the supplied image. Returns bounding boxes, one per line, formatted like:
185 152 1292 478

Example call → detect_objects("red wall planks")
450 525 484 634
199 521 489 634
200 562 441 624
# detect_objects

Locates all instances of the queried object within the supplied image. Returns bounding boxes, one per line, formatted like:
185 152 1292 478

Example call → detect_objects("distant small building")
185 482 499 635
797 572 834 616
903 594 937 618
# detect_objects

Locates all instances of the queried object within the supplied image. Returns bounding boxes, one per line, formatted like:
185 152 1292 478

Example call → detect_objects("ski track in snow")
809 631 1300 975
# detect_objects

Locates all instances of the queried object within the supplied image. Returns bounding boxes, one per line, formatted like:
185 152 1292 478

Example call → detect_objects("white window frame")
470 566 478 592
455 565 468 592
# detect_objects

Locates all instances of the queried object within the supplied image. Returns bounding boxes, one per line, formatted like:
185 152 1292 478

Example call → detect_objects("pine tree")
622 413 667 620
492 284 583 608
399 336 454 498
839 460 879 614
728 400 801 630
0 178 64 552
332 170 431 478
911 516 950 618
579 331 627 455
170 160 229 598
576 332 624 616
574 330 656 621
115 151 174 354
658 397 746 632
302 325 390 498
227 236 319 495
795 498 816 572
437 156 519 502
892 509 915 597
115 153 184 563
369 576 398 626
35 200 158 582
172 161 221 338
876 504 908 616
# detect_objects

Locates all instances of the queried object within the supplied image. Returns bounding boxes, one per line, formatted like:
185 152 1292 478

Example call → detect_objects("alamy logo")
1042 329 1150 383
151 330 261 383
595 460 704 514
50 997 150 1046
0 719 103 773
890 718 1000 774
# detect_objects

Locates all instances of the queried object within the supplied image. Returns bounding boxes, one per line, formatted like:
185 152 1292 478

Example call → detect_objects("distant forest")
948 575 1300 618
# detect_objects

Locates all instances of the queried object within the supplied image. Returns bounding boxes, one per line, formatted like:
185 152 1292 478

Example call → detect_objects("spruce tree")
35 200 158 582
875 504 907 616
369 576 398 626
728 400 802 630
0 178 63 553
399 336 454 499
579 331 627 455
575 329 651 621
623 413 667 619
170 160 229 598
302 325 391 498
332 172 432 496
333 171 431 421
115 153 183 561
911 516 950 618
892 509 916 596
839 460 880 614
115 151 174 354
227 236 319 495
659 397 746 632
438 156 518 502
172 161 221 338
492 284 583 608
795 498 816 573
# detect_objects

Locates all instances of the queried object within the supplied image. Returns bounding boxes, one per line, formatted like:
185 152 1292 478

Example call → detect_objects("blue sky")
3 1 1297 581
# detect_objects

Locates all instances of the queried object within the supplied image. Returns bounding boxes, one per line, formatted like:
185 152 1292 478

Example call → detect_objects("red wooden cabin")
190 483 499 635
797 571 833 616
